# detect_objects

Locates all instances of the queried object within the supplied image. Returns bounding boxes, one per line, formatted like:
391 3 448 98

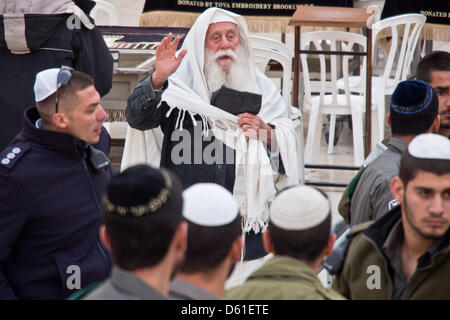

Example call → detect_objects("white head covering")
408 133 450 160
210 10 238 25
34 68 60 102
166 7 257 103
270 186 330 231
182 183 239 226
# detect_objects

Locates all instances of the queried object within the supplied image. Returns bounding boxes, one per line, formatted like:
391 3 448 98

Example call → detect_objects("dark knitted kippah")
103 164 182 217
390 80 434 114
107 164 166 207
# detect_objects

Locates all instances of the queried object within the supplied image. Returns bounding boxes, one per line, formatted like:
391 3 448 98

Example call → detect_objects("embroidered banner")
143 0 354 17
381 0 449 25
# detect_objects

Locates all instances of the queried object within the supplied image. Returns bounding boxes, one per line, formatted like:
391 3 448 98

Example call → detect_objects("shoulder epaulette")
0 141 30 171
348 221 374 237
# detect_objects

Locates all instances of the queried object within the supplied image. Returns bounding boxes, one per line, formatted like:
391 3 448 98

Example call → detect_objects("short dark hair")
390 90 438 136
180 215 241 274
103 167 184 271
37 71 94 123
40 71 94 106
399 150 450 187
268 188 331 262
416 51 450 83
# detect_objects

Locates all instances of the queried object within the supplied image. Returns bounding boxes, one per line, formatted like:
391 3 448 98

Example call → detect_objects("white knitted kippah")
182 183 239 226
34 68 59 102
270 185 330 230
408 133 450 160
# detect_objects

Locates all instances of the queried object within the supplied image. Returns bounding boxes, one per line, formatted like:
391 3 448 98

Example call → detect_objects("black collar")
22 107 88 155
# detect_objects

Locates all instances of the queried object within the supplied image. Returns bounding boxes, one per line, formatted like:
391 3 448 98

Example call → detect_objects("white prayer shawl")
160 7 299 233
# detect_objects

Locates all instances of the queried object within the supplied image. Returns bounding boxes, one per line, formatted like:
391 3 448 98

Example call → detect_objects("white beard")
204 46 258 97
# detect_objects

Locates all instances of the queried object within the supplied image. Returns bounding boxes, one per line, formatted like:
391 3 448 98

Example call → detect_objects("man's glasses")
55 66 74 113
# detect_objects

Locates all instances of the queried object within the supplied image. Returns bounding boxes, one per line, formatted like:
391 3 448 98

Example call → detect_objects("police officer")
0 0 113 151
0 68 112 299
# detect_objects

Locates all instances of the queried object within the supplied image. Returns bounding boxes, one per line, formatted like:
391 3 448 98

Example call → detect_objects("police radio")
88 145 111 172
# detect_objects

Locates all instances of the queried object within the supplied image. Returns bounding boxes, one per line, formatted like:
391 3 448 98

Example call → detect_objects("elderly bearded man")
125 8 299 264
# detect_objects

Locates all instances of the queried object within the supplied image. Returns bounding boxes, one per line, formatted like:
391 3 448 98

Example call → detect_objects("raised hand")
151 33 187 89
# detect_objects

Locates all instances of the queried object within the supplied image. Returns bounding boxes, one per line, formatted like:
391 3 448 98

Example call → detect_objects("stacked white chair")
250 35 305 183
336 13 426 144
301 31 374 167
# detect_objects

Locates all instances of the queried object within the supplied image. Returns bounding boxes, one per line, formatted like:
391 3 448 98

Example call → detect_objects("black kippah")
107 164 166 207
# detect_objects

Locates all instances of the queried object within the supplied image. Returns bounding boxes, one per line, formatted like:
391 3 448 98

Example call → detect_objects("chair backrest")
249 35 292 61
251 46 292 106
249 36 304 183
91 0 119 25
300 31 366 109
249 36 293 109
251 47 271 72
372 13 426 88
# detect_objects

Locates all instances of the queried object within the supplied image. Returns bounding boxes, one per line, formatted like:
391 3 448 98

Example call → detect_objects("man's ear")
99 225 111 251
262 230 275 254
52 112 68 129
386 114 391 129
322 233 337 257
390 176 404 204
431 115 441 133
229 236 243 262
172 221 188 255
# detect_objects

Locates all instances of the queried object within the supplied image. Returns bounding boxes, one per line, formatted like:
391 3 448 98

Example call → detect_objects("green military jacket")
226 255 345 300
333 207 450 299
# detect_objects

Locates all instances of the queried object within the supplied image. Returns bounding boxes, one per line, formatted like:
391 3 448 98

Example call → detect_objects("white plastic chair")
251 48 291 110
250 36 305 183
249 35 293 65
336 14 426 144
301 31 375 167
90 0 119 25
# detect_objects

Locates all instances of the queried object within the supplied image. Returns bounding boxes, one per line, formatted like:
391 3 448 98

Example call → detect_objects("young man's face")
65 85 108 144
205 22 240 70
398 171 450 240
429 70 450 129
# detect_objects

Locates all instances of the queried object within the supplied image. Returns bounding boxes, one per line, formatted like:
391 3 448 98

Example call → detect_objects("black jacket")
0 0 113 151
0 107 113 300
126 77 238 193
